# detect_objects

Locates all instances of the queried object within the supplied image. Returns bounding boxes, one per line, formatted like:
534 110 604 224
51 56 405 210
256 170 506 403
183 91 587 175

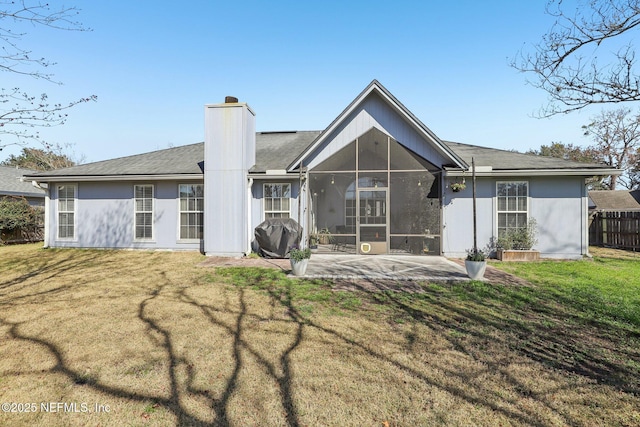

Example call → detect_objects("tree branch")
512 0 640 117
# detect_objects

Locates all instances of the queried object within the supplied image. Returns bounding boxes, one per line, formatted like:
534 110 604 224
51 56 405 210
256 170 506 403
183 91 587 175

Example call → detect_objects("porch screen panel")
308 126 442 255
389 172 440 255
358 128 388 170
309 172 356 235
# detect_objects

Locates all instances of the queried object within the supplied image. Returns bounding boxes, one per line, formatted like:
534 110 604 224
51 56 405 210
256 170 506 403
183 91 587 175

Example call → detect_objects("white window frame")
263 183 291 219
178 183 204 241
57 184 77 240
496 181 529 237
134 184 154 240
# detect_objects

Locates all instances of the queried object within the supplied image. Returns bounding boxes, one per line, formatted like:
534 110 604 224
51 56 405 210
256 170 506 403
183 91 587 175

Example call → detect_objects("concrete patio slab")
297 254 470 282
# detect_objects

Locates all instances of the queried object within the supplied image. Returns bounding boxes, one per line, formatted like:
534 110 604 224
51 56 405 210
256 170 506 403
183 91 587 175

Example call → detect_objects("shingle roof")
443 141 611 171
25 132 616 180
0 166 45 197
589 190 640 211
25 143 205 177
251 131 321 172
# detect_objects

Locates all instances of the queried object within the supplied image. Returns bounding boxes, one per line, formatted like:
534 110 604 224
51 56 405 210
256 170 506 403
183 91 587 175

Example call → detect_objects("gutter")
246 177 253 256
444 168 621 177
21 173 204 183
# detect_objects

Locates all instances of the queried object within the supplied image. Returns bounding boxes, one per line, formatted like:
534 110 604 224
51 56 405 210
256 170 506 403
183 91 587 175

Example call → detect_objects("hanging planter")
451 182 466 192
451 176 466 192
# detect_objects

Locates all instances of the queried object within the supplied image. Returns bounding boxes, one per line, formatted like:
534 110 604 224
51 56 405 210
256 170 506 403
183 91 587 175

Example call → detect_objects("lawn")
0 244 638 426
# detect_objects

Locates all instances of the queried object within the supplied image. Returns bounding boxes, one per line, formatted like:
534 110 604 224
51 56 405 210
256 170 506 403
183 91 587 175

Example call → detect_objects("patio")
299 254 468 281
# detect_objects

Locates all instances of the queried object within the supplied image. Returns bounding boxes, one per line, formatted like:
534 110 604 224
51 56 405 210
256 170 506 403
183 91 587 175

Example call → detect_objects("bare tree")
0 1 96 149
512 0 640 117
582 107 640 189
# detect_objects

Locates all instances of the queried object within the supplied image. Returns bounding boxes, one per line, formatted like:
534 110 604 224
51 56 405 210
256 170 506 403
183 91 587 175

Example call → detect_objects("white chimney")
203 97 256 256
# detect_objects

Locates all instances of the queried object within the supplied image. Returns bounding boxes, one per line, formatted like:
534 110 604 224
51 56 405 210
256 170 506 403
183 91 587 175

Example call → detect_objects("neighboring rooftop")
589 190 640 211
0 166 45 198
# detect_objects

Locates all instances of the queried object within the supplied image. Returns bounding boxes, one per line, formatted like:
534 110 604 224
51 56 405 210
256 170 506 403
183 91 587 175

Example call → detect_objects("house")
0 166 45 206
24 80 619 259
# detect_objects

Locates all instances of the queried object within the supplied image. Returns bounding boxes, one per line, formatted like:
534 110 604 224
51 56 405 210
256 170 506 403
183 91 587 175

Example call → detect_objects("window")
134 185 154 239
179 184 204 239
497 182 528 237
264 183 291 218
57 184 76 239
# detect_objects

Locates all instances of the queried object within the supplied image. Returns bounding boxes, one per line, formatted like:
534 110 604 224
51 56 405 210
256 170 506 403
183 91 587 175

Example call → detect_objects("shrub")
0 197 40 232
496 218 538 250
289 245 311 261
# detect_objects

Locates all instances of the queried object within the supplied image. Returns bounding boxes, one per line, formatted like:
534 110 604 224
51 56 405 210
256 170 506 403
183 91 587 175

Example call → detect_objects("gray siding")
442 176 588 259
304 92 451 170
250 179 302 240
47 180 202 250
204 103 255 256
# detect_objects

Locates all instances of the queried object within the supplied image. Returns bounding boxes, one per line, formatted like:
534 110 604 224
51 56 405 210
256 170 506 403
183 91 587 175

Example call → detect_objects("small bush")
497 218 538 250
0 197 42 243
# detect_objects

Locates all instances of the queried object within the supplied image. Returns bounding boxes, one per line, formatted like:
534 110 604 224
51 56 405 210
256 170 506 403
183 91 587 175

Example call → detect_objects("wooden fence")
0 226 44 244
589 211 640 250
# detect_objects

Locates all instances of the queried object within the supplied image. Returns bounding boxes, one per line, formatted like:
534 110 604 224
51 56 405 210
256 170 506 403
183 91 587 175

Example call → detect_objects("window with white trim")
134 185 154 239
179 184 204 239
264 183 291 218
497 181 528 237
57 184 76 239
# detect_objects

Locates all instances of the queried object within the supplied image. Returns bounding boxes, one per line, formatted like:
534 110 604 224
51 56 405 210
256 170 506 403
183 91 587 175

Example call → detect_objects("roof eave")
248 172 299 180
444 168 621 177
23 173 204 182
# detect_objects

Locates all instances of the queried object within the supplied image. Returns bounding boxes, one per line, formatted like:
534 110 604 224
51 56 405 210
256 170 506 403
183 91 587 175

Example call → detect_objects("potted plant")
465 247 487 280
308 234 319 250
316 227 333 245
289 245 311 276
450 182 466 192
496 218 539 261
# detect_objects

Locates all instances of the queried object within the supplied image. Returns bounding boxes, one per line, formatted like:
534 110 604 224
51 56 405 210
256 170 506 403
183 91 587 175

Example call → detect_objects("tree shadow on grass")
2 257 638 426
357 279 640 423
1 263 306 426
222 268 640 426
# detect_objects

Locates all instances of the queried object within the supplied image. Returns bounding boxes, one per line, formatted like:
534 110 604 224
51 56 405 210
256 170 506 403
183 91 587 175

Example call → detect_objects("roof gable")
288 80 467 171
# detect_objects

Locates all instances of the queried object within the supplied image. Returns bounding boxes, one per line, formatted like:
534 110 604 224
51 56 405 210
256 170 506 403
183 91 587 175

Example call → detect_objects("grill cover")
254 218 303 258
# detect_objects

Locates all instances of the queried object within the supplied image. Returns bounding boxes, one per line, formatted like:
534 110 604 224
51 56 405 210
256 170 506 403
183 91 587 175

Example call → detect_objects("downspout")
297 161 305 248
246 177 253 256
31 181 50 248
582 178 590 257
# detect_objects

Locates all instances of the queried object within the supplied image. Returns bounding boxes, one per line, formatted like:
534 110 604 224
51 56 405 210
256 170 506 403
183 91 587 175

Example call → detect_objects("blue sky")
2 0 609 163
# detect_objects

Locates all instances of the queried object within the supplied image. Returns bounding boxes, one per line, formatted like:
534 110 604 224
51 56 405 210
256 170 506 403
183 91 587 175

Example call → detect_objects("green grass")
492 251 640 328
215 266 363 315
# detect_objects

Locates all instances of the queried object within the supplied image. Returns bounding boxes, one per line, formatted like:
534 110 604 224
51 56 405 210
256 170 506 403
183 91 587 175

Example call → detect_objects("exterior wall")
442 175 587 259
304 92 451 170
47 180 203 250
250 179 302 245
